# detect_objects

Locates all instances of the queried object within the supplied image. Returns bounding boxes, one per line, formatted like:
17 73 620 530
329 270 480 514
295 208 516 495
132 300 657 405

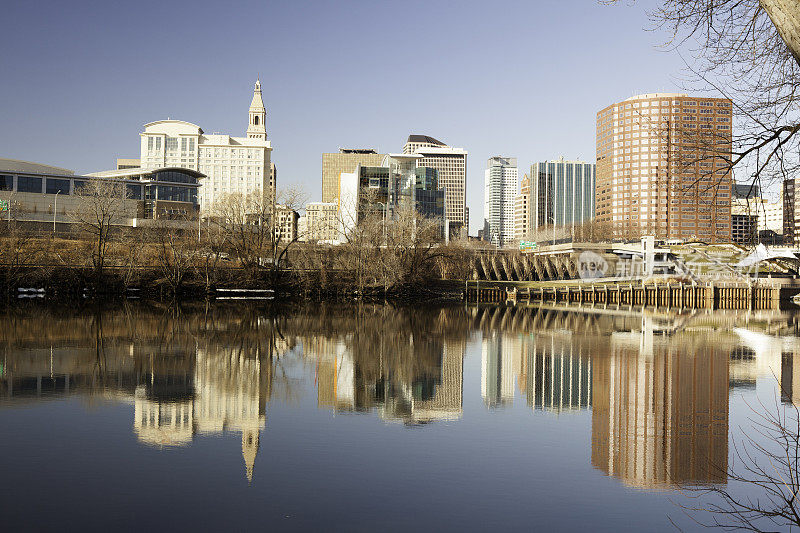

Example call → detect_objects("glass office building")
531 157 595 233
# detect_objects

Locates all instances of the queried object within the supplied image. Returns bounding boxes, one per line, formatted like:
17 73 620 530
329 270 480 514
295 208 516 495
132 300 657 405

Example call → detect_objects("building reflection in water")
591 316 729 488
481 333 516 408
134 345 273 482
517 333 591 412
6 303 800 490
0 308 285 482
305 330 465 425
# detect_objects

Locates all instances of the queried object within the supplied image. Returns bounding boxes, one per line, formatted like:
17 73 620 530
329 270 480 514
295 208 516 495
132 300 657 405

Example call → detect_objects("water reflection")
2 302 800 494
593 323 730 488
299 310 466 424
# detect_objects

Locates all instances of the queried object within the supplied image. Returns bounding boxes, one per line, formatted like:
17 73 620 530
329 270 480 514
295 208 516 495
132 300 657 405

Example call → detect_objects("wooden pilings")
465 281 783 310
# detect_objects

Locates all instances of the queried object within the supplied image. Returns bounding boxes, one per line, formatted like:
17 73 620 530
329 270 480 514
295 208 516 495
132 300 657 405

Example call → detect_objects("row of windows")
0 174 198 203
1 175 72 195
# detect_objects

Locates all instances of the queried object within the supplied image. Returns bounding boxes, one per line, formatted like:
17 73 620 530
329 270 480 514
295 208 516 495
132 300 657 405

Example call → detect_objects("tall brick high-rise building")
595 93 733 242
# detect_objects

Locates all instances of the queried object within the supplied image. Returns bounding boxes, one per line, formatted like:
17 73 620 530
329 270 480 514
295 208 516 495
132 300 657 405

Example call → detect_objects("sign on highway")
0 199 8 212
519 241 537 252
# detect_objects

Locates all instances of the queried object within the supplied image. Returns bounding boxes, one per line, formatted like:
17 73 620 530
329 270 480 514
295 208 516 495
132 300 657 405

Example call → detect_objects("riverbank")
0 264 466 304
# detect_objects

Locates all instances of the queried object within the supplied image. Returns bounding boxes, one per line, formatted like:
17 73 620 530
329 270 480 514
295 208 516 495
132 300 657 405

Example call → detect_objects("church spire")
242 429 260 483
247 78 267 140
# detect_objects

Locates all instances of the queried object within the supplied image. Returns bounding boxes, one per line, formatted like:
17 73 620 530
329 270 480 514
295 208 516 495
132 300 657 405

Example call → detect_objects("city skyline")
1 0 715 234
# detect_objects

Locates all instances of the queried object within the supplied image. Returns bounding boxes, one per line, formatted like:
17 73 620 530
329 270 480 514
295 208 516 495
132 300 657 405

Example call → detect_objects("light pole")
53 190 61 234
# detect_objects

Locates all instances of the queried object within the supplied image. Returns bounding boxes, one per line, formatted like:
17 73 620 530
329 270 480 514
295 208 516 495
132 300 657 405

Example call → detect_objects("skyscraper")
483 156 518 247
403 135 468 232
139 79 274 211
321 149 386 203
595 93 733 242
515 174 531 240
530 158 595 236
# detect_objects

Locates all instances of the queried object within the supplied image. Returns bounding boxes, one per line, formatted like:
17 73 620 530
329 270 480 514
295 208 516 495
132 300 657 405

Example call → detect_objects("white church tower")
247 78 267 140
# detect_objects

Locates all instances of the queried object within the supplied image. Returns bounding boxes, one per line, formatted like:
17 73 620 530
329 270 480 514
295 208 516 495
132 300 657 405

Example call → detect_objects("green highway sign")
0 199 8 212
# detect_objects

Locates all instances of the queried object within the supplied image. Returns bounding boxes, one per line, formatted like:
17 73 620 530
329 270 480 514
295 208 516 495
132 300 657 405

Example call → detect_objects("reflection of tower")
411 339 464 421
242 429 260 483
780 340 800 405
193 347 270 482
481 334 515 407
518 334 591 412
591 326 729 488
313 338 356 411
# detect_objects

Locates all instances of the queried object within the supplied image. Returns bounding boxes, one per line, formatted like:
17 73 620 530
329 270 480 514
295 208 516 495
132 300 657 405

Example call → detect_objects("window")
147 137 154 151
126 184 142 200
0 174 12 191
46 178 70 195
166 137 178 151
180 137 187 151
155 137 161 150
17 176 42 193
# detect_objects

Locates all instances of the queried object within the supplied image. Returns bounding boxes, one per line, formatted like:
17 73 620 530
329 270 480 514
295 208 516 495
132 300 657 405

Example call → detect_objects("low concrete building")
0 158 202 229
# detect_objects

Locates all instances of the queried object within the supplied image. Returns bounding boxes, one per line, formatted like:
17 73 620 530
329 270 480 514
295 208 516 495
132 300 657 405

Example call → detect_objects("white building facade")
138 80 273 211
483 156 518 247
302 202 340 243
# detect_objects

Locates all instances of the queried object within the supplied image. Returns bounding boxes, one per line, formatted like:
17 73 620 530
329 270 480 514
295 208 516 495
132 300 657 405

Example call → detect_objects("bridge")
465 241 800 310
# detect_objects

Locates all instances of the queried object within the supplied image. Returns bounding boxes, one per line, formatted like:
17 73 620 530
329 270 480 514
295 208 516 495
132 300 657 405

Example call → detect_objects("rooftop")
623 93 689 101
339 148 378 154
406 135 445 146
0 158 74 176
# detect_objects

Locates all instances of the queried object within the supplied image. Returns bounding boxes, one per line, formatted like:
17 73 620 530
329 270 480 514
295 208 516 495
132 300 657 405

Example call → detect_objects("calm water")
1 302 798 532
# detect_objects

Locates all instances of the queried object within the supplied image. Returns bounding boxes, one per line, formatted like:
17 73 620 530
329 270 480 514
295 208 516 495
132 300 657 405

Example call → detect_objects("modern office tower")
514 174 531 241
301 202 339 243
138 79 273 211
732 187 784 243
596 93 733 242
481 333 516 408
731 212 758 244
483 156 518 247
321 149 385 203
591 324 729 488
530 157 596 236
403 135 468 232
337 155 446 240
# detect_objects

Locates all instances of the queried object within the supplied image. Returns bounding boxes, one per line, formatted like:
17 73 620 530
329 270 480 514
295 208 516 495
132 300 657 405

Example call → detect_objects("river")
0 302 797 531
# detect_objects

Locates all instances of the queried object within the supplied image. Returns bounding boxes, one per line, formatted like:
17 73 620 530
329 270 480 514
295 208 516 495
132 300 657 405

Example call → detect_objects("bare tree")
152 221 195 295
71 179 129 277
193 222 228 294
208 186 305 278
379 203 446 293
677 397 800 531
604 0 800 193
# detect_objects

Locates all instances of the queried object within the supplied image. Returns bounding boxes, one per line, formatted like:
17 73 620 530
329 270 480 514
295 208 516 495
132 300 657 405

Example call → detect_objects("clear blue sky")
2 0 709 233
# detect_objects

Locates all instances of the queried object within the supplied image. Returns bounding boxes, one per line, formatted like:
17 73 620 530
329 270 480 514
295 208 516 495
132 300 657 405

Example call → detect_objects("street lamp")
53 190 61 234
